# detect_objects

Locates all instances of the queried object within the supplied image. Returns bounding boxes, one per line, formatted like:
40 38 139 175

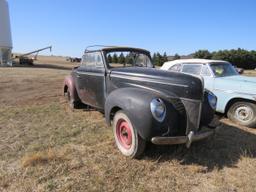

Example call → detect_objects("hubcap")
116 119 132 149
234 105 254 122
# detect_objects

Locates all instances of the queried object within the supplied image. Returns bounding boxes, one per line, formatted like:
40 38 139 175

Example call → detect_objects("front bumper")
151 126 221 148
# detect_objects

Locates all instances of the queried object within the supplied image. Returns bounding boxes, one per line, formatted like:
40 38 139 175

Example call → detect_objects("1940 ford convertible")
63 46 220 158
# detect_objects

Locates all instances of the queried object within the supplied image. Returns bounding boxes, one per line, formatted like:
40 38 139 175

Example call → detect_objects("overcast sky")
8 0 256 57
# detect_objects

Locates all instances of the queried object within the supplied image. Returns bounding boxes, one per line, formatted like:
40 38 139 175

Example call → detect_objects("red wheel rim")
116 119 132 149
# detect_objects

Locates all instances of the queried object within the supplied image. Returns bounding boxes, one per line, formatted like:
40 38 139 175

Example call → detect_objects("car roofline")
161 59 230 70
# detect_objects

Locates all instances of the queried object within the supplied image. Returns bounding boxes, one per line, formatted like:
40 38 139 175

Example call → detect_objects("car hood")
109 67 204 100
215 75 256 94
220 75 256 83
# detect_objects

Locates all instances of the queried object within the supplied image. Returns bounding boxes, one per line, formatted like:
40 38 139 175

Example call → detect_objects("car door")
76 51 106 109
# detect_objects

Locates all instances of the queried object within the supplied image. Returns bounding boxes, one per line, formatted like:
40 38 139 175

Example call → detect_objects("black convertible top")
84 45 150 55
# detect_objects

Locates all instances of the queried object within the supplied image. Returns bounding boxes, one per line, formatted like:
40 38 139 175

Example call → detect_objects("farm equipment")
16 46 52 65
66 57 81 63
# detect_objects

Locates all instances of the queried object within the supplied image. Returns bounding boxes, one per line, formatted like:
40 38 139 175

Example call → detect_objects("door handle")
76 74 81 78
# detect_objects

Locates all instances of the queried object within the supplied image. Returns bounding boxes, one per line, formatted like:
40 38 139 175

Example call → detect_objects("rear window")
106 51 152 68
169 64 182 72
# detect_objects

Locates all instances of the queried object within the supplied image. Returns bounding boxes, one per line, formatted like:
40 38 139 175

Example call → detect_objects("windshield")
106 51 153 68
210 62 239 77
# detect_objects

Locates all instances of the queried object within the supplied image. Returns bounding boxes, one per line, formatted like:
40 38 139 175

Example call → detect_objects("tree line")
193 48 256 69
152 48 256 69
153 48 256 69
107 53 133 64
152 52 168 66
107 52 173 66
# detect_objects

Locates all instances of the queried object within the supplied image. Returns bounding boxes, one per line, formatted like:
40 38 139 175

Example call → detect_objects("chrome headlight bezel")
207 91 217 110
150 98 166 122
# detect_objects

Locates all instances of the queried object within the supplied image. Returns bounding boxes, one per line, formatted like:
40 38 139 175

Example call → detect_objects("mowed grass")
0 63 256 192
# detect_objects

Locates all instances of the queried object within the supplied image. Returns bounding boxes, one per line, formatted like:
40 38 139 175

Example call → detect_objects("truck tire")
227 101 256 128
113 110 146 158
64 87 80 109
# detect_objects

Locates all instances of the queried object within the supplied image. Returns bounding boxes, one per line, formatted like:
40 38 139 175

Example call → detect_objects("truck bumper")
151 126 221 148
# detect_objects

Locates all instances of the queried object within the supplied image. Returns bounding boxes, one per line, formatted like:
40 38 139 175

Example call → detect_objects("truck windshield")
210 62 239 77
106 51 153 68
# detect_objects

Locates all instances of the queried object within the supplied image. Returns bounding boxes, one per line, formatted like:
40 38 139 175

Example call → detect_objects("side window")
81 52 104 68
182 64 202 75
86 53 95 67
201 65 211 76
81 55 86 66
95 52 104 68
169 64 182 72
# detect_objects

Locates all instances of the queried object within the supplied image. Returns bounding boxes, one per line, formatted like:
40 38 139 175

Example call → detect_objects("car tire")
113 110 146 158
64 87 80 109
227 101 256 127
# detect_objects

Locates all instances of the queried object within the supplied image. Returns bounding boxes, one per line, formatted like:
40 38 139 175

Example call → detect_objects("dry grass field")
1 57 256 192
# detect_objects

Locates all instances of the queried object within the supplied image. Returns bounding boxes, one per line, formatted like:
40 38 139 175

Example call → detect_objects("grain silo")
0 0 12 66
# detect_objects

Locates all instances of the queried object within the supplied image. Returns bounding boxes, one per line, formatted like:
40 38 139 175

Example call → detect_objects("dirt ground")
0 57 256 192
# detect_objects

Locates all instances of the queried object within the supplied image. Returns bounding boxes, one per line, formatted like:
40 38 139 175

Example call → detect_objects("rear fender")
63 75 80 101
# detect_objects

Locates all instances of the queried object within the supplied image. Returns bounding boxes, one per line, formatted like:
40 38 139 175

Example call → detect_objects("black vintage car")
63 46 220 158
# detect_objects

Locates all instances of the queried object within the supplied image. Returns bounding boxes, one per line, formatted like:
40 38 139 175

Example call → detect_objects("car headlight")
150 98 166 122
208 91 217 109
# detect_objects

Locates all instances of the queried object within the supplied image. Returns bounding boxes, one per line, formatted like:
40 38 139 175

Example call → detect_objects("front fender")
214 89 256 113
105 87 185 140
